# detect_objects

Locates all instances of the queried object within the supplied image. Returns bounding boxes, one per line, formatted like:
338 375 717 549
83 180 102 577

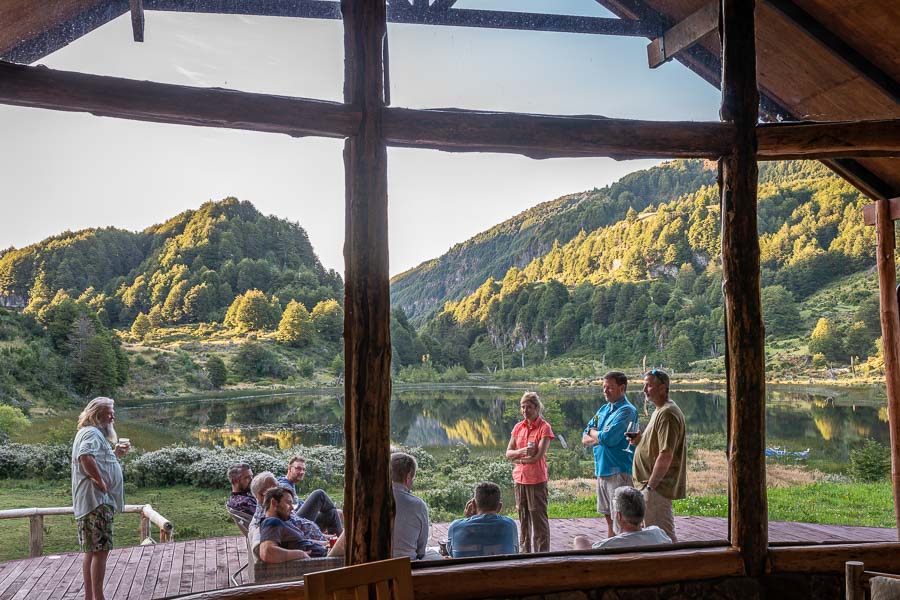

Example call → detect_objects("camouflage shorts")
77 504 115 553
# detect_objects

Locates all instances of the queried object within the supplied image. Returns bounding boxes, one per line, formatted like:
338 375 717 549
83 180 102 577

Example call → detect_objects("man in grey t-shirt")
391 452 440 560
573 486 672 551
71 397 129 600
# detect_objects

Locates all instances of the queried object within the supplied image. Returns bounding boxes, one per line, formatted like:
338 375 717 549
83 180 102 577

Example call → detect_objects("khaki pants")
642 487 676 542
515 481 549 553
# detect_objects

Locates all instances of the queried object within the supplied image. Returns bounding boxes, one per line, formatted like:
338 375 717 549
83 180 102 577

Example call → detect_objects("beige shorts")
596 472 633 516
642 487 676 542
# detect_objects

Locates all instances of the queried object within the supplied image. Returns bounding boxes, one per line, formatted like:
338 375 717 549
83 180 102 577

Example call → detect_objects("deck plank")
1 519 897 600
151 539 177 600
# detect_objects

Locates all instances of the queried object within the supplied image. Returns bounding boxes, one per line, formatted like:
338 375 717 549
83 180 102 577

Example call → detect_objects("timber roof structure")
0 0 897 196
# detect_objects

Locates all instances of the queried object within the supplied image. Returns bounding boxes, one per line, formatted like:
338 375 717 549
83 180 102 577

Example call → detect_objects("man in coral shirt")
505 391 555 553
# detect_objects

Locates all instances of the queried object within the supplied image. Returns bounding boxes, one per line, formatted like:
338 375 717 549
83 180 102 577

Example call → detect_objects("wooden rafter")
140 0 659 37
647 1 718 69
764 0 900 105
0 0 127 63
130 0 144 42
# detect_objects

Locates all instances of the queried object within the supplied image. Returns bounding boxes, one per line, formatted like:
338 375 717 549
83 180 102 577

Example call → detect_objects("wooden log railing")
0 504 174 558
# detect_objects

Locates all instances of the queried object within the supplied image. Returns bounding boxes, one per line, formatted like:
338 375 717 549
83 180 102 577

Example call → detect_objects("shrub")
850 439 890 482
0 444 70 479
421 480 472 515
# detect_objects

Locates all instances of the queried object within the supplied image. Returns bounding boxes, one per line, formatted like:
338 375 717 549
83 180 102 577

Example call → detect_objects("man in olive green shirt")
631 369 686 542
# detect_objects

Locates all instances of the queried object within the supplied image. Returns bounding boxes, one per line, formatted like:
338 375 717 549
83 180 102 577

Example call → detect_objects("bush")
850 439 890 482
0 444 70 479
421 480 472 515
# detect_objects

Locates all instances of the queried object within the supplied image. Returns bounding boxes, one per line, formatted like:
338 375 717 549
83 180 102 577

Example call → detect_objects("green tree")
665 334 696 371
0 405 30 442
206 355 227 389
760 285 800 335
183 282 215 323
276 300 314 347
311 299 343 341
809 317 844 362
73 334 120 396
225 289 280 332
131 312 152 340
844 321 875 360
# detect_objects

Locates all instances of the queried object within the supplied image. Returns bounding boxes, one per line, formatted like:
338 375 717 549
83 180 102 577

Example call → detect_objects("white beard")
101 422 118 444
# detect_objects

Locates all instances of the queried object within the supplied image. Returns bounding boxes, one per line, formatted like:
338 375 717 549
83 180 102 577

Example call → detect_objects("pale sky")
0 0 721 276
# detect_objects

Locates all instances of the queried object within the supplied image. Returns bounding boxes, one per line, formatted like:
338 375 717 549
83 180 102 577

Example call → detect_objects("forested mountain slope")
390 160 717 324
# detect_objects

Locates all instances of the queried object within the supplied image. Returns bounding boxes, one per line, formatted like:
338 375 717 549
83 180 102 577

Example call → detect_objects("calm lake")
19 384 889 473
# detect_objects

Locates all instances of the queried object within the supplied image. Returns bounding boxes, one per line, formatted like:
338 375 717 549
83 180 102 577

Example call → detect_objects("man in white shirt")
572 486 672 550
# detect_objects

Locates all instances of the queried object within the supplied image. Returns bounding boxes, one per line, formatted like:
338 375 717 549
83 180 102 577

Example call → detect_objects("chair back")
304 557 413 600
227 506 252 537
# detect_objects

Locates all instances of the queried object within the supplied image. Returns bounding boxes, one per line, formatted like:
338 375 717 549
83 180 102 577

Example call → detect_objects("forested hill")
0 198 342 328
397 160 880 375
390 159 717 324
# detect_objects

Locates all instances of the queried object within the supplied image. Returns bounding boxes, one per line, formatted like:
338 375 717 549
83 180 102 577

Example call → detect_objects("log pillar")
341 0 393 565
874 198 900 536
29 515 43 558
719 0 767 576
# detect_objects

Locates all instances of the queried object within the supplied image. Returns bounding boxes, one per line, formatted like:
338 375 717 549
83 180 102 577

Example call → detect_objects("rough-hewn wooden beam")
341 0 393 566
130 0 145 42
0 61 359 138
769 543 900 575
383 107 732 159
172 547 744 600
719 0 767 577
764 0 900 105
757 119 900 160
647 2 718 69
863 198 900 226
874 198 900 537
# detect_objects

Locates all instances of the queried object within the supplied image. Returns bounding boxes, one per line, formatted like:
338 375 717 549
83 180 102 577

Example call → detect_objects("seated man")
573 486 672 550
278 455 343 535
258 486 331 563
248 471 342 561
225 462 257 516
446 482 518 559
391 452 442 560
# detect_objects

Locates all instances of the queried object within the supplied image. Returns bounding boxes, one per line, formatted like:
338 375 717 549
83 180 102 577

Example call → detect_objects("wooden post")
28 515 43 558
874 197 900 536
140 515 151 540
719 0 767 576
341 0 393 565
845 560 865 600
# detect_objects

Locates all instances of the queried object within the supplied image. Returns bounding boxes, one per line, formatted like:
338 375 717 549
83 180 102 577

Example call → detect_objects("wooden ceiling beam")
764 0 900 105
0 61 359 138
647 2 718 69
757 119 900 160
0 0 127 63
142 0 659 37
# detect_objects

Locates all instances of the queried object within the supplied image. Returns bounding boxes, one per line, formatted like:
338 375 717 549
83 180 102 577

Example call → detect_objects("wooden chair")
847 561 900 600
226 507 253 585
304 557 413 600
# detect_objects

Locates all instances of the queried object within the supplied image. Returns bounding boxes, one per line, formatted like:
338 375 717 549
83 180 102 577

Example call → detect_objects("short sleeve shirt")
510 416 555 485
633 400 687 500
259 517 327 557
227 492 258 516
392 483 430 560
71 426 124 519
447 514 518 558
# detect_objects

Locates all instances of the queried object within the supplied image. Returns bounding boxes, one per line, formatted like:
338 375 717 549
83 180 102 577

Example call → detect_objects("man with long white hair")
71 397 129 600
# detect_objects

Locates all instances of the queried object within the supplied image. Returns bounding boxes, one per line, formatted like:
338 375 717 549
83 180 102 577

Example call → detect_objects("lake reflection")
91 385 887 468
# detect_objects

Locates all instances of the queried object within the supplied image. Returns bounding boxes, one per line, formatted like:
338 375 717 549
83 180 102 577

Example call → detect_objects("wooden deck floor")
0 518 895 600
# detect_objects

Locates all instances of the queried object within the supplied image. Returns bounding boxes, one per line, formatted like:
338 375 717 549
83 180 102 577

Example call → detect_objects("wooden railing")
0 504 174 557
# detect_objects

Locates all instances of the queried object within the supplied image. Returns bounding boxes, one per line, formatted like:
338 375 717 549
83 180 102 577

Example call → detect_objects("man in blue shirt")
582 371 638 539
258 486 330 563
447 482 518 558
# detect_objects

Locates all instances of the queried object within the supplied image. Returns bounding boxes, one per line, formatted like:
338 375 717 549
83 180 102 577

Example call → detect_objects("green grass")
0 480 239 562
549 482 894 528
